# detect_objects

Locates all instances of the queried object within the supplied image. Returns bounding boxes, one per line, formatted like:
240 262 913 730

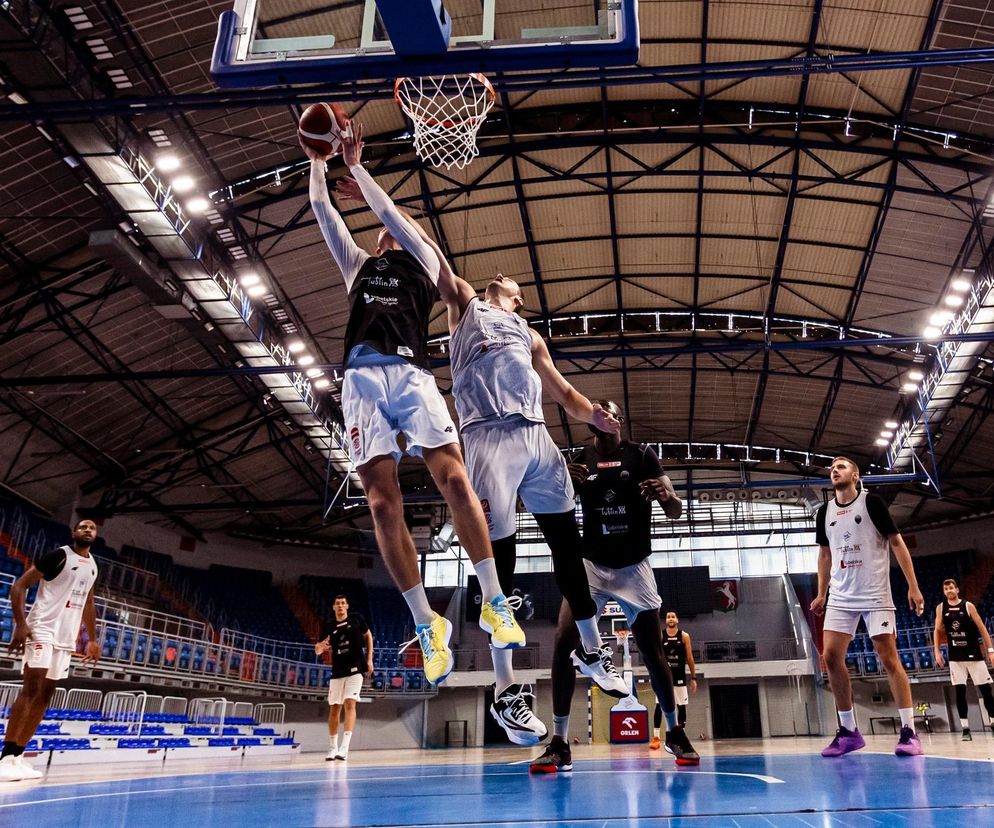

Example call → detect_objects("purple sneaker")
895 725 923 756
821 726 866 757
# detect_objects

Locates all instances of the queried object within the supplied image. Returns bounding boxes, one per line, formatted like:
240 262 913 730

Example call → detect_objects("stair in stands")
279 583 324 643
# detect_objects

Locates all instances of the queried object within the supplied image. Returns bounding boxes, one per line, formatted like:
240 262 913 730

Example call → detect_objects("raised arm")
306 155 369 291
342 124 439 282
530 331 620 431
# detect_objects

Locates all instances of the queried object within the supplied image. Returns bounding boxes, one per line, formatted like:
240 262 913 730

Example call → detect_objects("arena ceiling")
2 0 994 547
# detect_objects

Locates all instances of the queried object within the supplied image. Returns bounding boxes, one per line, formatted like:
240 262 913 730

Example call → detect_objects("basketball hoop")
394 73 496 170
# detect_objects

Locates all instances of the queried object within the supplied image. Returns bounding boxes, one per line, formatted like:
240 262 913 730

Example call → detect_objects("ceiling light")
929 311 954 326
944 294 964 308
908 370 924 382
171 175 195 193
902 382 919 393
880 430 894 438
239 272 260 288
874 438 889 447
305 368 323 379
184 196 210 214
884 420 899 429
313 378 331 389
286 340 306 354
155 154 181 172
951 278 972 292
245 284 267 298
923 326 941 339
298 354 315 367
7 92 28 105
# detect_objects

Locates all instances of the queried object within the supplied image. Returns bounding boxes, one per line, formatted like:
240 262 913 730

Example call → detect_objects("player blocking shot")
303 116 524 687
530 401 700 773
933 578 994 740
811 456 925 757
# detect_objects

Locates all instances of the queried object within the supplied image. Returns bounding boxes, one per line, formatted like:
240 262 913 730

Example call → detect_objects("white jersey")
449 298 544 431
816 491 897 611
27 545 98 650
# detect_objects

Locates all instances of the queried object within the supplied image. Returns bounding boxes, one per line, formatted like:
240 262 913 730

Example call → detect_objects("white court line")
0 766 785 811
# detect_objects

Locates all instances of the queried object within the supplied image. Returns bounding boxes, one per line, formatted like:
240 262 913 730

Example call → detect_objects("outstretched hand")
335 176 366 203
591 403 621 434
341 121 364 168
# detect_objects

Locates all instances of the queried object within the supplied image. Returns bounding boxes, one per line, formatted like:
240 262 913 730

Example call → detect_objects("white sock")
838 709 857 731
329 733 338 751
898 708 914 729
492 646 515 693
403 584 434 627
474 557 502 602
653 727 661 739
961 718 970 729
574 616 602 653
340 731 352 753
553 714 570 740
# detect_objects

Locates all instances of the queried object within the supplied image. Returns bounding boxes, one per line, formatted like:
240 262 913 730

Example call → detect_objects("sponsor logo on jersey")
597 461 622 468
373 258 390 271
397 345 414 357
837 509 852 516
363 292 398 306
604 489 616 503
839 558 863 569
843 531 851 541
480 498 493 531
854 515 862 524
880 620 889 628
350 427 362 456
444 425 454 433
367 274 399 288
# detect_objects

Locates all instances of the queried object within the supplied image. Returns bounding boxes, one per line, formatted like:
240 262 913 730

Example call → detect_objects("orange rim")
394 73 496 127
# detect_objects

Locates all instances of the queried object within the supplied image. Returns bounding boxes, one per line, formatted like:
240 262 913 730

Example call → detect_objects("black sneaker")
490 684 548 746
962 728 973 741
570 645 629 697
529 736 573 774
664 725 700 766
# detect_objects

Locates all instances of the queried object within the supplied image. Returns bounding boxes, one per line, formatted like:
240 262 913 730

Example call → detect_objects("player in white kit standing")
811 457 925 757
1 519 100 782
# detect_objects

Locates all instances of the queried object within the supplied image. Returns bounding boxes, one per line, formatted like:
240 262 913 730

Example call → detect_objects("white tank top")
822 492 895 611
28 546 98 649
449 298 545 431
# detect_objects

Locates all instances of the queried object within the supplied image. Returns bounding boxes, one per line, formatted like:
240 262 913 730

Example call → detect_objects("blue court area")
0 752 990 827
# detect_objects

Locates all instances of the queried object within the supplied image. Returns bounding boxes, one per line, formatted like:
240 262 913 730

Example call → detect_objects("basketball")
298 102 351 157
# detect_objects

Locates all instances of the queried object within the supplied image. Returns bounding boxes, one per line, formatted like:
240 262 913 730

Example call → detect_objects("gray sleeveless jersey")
450 298 545 430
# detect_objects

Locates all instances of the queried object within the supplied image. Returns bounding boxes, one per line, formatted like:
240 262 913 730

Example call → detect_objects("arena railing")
218 627 318 664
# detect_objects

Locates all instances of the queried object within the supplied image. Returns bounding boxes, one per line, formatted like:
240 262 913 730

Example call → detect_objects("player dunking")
933 578 994 740
530 401 699 772
304 122 523 685
651 611 697 749
812 456 925 757
1 519 100 782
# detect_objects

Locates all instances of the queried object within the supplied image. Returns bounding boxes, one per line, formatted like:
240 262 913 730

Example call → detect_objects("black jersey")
663 628 687 686
321 613 370 678
575 441 663 569
343 249 440 370
942 599 984 662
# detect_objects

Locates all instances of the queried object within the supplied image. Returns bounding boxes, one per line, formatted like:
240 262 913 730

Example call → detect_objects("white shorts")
950 660 994 686
673 685 689 706
342 363 458 468
462 419 575 540
823 606 896 638
327 673 364 705
584 557 661 625
22 643 72 681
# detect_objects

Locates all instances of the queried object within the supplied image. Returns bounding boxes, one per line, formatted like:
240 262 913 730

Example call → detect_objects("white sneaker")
571 644 629 697
325 750 337 761
334 749 348 761
14 756 42 780
0 755 24 782
490 684 548 746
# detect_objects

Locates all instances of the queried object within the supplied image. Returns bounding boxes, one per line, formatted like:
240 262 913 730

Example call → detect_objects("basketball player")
1 519 100 782
650 611 697 749
304 123 523 686
531 401 700 772
333 179 629 746
933 578 994 740
315 595 373 760
811 456 925 757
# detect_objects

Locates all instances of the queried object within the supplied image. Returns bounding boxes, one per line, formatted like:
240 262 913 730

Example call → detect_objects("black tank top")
576 442 660 568
343 250 439 370
662 628 687 686
943 599 983 661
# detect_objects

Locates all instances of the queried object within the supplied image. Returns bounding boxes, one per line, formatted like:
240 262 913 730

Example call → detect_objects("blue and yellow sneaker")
400 612 454 686
479 594 526 649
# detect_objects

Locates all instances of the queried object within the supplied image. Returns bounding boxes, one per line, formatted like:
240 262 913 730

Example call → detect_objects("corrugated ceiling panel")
702 191 784 239
622 276 695 309
789 198 878 248
545 280 618 315
804 69 912 115
527 196 611 242
614 192 697 235
820 0 931 52
697 277 769 311
774 283 851 320
700 238 778 276
535 242 614 283
619 236 696 273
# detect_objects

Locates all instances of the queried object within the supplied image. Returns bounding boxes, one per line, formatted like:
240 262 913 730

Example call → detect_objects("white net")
394 73 496 170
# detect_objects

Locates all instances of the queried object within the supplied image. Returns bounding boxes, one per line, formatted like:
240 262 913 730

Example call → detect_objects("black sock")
1 741 20 759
